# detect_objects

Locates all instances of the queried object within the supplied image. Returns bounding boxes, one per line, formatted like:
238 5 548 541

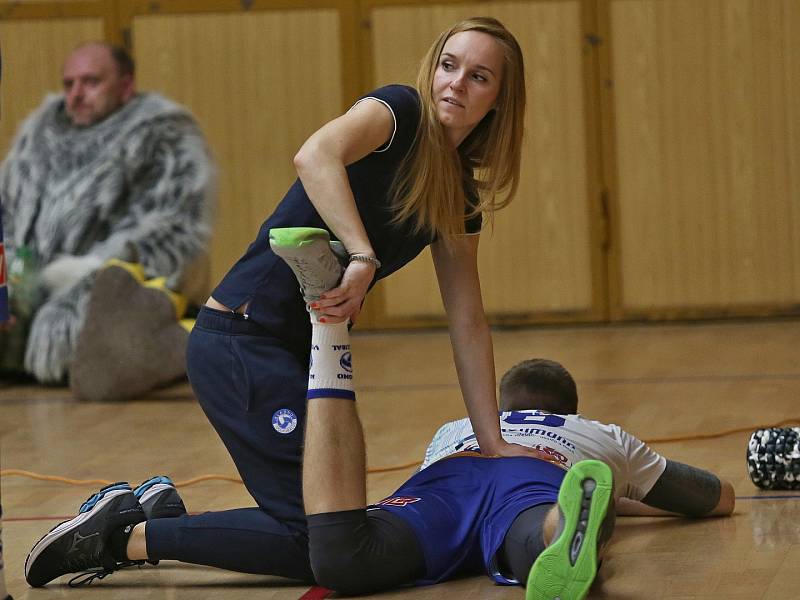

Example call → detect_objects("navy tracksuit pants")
146 307 314 581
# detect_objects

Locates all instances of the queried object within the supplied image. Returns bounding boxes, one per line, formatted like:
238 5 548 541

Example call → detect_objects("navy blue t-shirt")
212 84 481 344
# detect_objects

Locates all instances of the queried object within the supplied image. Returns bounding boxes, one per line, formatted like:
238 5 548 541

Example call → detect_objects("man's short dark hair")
109 45 135 78
499 358 579 414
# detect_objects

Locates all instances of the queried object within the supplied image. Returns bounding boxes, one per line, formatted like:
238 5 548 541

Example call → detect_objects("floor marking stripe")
736 494 800 500
299 586 332 599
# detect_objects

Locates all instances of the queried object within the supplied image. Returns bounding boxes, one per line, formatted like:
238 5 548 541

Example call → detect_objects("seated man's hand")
41 254 104 294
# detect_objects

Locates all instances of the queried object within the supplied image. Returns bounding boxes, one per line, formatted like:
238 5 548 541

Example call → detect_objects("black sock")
107 523 137 562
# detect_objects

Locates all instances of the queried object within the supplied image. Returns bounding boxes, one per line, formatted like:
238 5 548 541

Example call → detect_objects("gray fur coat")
0 92 215 382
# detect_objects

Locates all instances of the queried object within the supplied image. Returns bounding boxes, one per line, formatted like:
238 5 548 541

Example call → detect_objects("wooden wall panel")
610 0 800 313
369 1 596 321
132 9 343 288
5 0 797 326
0 18 104 156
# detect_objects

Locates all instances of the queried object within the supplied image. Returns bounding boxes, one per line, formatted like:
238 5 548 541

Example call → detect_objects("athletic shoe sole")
526 460 614 600
269 227 345 302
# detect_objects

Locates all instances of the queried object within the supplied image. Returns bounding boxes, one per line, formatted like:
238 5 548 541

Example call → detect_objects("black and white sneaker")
24 483 146 588
133 475 187 520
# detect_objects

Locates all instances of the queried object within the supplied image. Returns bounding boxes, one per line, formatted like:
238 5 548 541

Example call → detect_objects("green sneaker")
526 460 615 600
268 227 347 305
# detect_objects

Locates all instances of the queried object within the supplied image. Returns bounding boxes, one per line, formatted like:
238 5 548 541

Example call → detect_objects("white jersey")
421 410 667 501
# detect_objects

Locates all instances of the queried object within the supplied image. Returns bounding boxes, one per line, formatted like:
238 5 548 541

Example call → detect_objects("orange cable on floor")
641 417 800 444
0 469 244 488
2 418 799 486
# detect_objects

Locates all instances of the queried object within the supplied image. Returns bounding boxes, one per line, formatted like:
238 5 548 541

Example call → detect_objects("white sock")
307 321 355 401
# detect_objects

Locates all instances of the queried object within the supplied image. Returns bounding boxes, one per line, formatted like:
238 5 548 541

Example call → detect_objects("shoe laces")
67 559 145 587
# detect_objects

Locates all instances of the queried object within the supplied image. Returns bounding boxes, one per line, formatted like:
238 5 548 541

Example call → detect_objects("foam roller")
747 427 800 490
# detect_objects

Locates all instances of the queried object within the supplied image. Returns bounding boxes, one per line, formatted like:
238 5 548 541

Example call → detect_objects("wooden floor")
2 318 800 599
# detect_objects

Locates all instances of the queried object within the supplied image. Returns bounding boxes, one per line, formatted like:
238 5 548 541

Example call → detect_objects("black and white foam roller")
747 427 800 490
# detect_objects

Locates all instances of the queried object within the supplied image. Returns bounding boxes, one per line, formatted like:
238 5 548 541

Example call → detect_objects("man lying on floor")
284 229 736 599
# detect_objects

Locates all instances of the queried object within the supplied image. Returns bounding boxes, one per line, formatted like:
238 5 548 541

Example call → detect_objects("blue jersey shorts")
373 454 566 585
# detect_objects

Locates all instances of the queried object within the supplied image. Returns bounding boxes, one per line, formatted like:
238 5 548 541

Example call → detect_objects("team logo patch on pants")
272 409 298 434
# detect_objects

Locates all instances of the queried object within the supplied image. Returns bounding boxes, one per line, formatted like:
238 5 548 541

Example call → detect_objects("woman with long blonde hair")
22 16 534 588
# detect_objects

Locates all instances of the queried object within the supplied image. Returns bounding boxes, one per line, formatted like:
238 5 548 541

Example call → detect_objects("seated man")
21 229 735 597
0 41 214 392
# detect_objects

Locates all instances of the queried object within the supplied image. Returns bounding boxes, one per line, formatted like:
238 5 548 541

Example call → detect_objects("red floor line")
298 586 332 600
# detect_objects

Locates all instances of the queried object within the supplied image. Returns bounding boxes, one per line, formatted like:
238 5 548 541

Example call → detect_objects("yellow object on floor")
103 258 145 283
101 260 188 320
144 276 188 320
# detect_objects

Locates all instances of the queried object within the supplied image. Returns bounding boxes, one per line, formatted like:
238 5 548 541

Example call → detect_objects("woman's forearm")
448 310 503 453
433 236 503 453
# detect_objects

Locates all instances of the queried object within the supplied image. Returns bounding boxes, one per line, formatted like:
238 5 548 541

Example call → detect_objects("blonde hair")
391 16 526 237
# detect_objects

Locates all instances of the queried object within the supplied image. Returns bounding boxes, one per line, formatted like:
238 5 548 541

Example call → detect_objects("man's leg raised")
269 226 364 514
